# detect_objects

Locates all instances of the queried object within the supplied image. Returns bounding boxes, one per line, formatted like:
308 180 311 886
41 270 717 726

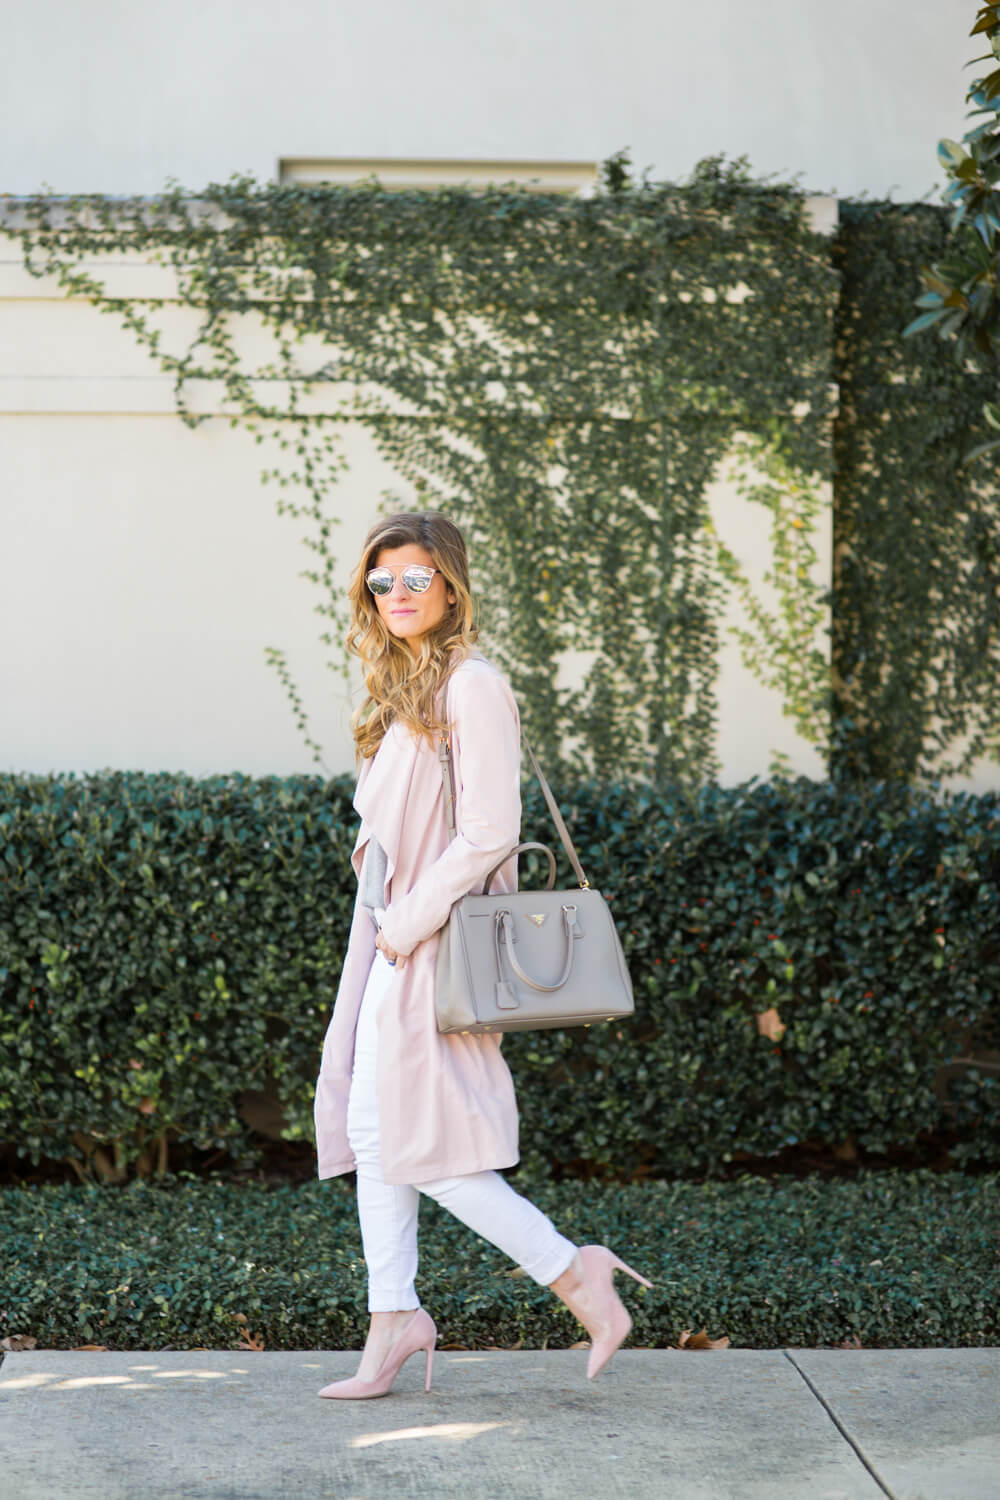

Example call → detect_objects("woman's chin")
386 627 425 654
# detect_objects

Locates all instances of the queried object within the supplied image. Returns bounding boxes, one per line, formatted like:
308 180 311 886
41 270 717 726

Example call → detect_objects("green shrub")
0 770 356 1173
513 772 1000 1178
0 1172 995 1351
1 770 998 1179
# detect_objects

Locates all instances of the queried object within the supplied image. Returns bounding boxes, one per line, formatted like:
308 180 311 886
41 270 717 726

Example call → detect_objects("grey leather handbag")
433 732 634 1035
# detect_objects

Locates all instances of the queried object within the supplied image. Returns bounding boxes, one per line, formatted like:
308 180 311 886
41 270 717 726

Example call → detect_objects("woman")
313 511 650 1400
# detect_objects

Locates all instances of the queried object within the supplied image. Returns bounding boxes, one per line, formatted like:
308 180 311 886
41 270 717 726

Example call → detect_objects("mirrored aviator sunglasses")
365 565 439 596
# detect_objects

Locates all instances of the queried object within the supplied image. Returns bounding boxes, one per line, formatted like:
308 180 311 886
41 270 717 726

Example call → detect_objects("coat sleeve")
376 663 521 957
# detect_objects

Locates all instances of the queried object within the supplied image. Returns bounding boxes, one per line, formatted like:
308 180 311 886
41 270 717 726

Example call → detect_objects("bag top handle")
438 729 590 890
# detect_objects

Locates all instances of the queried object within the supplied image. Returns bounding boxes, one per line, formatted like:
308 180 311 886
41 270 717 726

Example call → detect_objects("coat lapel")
351 718 424 901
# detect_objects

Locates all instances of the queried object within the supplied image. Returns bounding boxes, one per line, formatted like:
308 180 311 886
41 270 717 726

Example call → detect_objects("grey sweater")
360 835 388 930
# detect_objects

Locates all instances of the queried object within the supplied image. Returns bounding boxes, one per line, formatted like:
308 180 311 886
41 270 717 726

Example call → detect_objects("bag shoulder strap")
438 729 590 890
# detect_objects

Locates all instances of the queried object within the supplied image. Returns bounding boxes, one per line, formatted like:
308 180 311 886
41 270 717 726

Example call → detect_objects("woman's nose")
389 574 410 598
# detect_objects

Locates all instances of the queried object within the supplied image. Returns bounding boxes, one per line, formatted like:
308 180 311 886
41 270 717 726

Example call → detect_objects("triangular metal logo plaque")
528 913 547 926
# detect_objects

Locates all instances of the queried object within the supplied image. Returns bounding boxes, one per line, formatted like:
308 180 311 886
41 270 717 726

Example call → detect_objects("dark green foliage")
832 202 1000 782
903 5 1000 418
514 771 1000 1178
1 1172 996 1350
0 769 358 1171
2 770 998 1179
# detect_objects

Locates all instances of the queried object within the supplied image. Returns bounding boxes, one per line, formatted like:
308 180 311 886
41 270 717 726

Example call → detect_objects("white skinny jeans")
346 949 578 1311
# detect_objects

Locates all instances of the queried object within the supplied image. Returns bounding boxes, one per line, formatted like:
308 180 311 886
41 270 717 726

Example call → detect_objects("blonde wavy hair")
347 511 480 760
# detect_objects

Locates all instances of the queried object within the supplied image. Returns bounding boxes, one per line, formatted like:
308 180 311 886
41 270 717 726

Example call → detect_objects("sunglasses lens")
402 567 434 593
366 568 394 595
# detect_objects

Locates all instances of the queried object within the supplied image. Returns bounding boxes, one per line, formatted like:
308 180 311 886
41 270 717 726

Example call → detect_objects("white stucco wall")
1 0 973 202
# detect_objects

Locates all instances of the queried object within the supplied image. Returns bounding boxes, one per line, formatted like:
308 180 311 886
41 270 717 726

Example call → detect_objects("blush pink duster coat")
313 650 523 1185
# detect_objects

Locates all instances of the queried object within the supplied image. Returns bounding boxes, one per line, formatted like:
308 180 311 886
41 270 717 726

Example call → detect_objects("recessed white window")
278 156 598 195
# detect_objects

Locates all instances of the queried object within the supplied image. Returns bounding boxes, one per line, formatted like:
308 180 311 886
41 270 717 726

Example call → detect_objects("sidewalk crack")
782 1349 897 1500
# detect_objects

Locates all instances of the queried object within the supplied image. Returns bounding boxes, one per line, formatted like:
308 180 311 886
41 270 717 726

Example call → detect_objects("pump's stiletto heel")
318 1309 437 1400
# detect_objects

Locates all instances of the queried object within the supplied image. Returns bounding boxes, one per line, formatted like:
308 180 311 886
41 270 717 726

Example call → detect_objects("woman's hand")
375 928 406 970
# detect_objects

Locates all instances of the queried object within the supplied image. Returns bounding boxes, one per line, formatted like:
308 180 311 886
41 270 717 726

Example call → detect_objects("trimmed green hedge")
1 770 999 1179
1 1172 996 1350
0 770 356 1175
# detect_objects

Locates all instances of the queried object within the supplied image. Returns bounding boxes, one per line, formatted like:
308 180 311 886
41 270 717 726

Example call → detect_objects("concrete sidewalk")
1 1347 997 1500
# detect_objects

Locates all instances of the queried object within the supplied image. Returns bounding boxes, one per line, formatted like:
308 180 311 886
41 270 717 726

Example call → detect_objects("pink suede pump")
568 1245 655 1378
318 1309 437 1400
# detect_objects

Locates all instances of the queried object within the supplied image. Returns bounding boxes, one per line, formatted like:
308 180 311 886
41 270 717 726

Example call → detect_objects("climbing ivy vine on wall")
833 201 1000 783
3 157 839 782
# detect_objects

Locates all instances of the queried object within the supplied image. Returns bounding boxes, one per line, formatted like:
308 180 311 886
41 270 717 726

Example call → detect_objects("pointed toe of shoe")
575 1244 651 1379
318 1309 438 1400
585 1307 632 1379
318 1376 384 1400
